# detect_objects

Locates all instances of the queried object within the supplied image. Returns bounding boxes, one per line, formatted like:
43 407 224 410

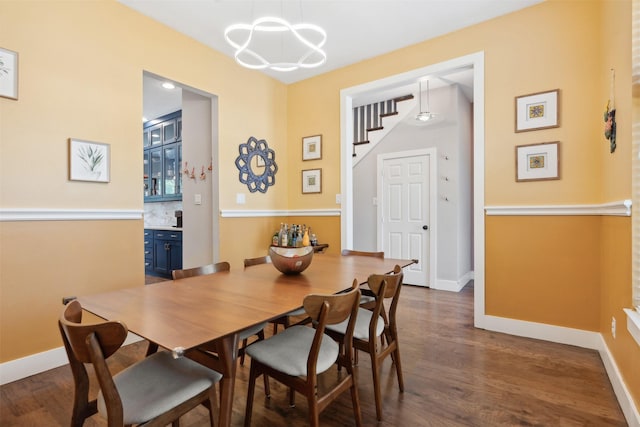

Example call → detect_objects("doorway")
143 72 220 270
340 51 486 327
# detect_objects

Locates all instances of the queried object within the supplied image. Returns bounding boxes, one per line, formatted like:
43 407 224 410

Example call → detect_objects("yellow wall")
284 0 638 409
0 0 287 361
1 0 637 411
485 215 601 330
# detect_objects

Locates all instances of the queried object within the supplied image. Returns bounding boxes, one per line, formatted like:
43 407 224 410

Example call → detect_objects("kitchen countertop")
145 225 183 231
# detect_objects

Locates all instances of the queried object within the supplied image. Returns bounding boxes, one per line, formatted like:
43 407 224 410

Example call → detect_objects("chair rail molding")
0 208 144 221
485 200 632 216
220 208 341 218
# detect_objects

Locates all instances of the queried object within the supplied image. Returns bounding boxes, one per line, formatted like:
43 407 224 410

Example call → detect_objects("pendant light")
224 2 327 72
416 79 435 122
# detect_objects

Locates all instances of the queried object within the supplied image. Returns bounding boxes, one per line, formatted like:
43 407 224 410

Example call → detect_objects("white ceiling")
135 0 543 119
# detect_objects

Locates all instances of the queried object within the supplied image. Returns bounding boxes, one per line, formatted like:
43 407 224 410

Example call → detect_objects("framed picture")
0 47 18 100
302 168 322 193
516 141 560 182
69 138 110 183
302 134 322 160
515 89 559 132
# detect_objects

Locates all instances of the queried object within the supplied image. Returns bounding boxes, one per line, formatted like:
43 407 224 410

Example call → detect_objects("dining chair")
59 299 221 427
244 284 363 427
243 256 307 333
171 261 267 366
340 249 384 303
171 261 230 279
325 265 404 421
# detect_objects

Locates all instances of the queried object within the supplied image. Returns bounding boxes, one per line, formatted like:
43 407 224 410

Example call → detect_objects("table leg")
215 333 239 427
186 333 239 427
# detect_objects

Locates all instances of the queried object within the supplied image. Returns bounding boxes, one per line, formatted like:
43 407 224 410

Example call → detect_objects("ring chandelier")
224 16 327 72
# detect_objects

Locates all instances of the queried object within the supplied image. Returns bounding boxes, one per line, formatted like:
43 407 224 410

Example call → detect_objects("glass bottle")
281 223 289 247
302 227 310 246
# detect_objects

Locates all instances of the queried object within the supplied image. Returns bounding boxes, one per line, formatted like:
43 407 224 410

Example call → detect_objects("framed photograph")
302 168 322 193
515 89 559 132
516 141 560 182
0 47 18 100
302 134 322 160
69 138 110 183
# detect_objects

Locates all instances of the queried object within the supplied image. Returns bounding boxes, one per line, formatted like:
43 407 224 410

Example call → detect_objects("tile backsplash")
144 201 183 227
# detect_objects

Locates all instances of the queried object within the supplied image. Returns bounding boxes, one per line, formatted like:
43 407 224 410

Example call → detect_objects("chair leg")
350 379 363 427
371 352 383 421
207 386 218 427
307 395 319 427
244 363 258 427
264 373 270 398
172 420 180 427
240 338 248 365
393 344 404 392
289 387 296 407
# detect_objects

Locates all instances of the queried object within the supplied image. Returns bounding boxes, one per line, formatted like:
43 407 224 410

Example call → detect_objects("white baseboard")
433 271 474 292
0 333 142 386
598 336 640 427
479 314 639 427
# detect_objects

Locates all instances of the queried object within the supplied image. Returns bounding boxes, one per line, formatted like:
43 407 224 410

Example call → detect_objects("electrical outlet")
611 316 616 338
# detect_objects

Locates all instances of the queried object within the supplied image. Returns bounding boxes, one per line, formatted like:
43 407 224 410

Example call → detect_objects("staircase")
352 94 414 161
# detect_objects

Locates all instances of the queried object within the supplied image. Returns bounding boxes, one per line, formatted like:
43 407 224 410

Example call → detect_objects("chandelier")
224 16 327 72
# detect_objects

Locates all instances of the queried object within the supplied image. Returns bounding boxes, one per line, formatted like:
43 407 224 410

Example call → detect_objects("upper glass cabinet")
143 111 182 202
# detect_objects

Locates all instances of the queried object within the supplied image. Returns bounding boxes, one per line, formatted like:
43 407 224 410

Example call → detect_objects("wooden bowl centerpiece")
269 246 314 274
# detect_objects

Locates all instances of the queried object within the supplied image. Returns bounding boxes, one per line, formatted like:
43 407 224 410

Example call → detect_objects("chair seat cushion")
285 307 306 316
97 351 222 425
246 325 338 377
239 321 268 340
359 294 376 305
326 308 384 340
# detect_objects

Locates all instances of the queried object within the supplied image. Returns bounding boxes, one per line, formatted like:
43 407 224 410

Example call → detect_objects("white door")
377 149 435 287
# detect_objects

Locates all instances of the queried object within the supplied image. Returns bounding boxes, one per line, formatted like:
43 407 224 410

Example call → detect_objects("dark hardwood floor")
1 282 627 426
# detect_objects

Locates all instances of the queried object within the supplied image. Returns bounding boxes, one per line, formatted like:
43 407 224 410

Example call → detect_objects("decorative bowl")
269 246 314 275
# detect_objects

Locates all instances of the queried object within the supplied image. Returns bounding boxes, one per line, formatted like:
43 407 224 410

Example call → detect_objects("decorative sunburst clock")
235 136 278 193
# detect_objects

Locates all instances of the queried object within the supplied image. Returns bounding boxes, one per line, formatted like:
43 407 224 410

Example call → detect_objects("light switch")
194 194 202 205
236 193 246 204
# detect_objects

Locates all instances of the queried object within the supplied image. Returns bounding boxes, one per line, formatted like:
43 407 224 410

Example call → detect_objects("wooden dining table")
78 253 415 427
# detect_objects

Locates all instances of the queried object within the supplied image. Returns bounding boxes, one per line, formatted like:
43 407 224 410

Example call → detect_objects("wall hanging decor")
515 141 560 182
69 138 110 183
302 134 322 160
302 168 322 193
235 136 278 193
0 47 18 100
515 89 559 132
604 69 617 153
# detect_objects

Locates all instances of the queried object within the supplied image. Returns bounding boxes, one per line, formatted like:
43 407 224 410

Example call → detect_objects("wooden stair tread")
367 126 384 132
380 112 398 118
393 94 414 103
353 140 370 146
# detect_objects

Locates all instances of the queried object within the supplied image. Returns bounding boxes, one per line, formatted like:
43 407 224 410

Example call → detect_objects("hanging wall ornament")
235 136 278 193
604 69 617 153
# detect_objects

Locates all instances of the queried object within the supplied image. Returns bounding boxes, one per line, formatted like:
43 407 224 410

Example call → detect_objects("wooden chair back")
172 261 230 279
243 255 271 268
59 300 128 427
341 249 384 258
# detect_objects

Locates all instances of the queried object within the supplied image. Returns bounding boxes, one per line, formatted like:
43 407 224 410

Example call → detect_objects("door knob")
422 225 429 230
